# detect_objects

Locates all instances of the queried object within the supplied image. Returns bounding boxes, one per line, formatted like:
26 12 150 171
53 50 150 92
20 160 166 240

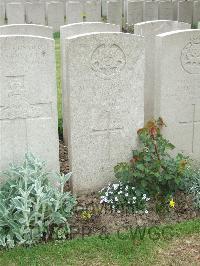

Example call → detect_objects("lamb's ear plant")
0 153 76 249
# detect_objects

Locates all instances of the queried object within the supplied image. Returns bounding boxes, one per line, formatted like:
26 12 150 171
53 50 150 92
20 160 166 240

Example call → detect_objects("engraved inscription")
179 104 200 153
92 110 123 160
91 44 126 79
0 76 51 120
181 35 200 74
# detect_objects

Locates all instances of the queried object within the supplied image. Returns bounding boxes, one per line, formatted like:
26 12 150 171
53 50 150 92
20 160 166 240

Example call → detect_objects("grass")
0 219 199 265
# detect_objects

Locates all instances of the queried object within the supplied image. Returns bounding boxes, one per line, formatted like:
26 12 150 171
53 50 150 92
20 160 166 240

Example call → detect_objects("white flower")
128 201 130 204
133 201 136 204
113 183 119 190
142 194 147 200
125 193 128 197
145 210 148 214
146 197 150 201
105 192 109 197
133 196 136 200
118 191 122 195
117 210 121 214
115 197 118 202
125 185 128 190
132 187 135 190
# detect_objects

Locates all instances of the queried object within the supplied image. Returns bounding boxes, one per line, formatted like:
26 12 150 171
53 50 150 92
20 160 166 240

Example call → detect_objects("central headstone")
0 36 59 178
65 32 144 194
60 22 121 145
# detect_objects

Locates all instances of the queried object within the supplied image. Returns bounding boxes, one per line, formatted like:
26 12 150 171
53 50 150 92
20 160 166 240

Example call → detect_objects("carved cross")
92 110 123 160
179 104 200 153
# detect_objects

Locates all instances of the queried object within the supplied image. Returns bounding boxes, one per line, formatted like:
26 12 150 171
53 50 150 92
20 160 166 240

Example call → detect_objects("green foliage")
0 154 76 249
183 167 200 210
100 182 150 214
114 118 189 197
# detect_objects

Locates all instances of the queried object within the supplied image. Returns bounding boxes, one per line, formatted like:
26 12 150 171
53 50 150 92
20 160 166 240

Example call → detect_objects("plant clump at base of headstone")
0 154 76 249
100 118 200 214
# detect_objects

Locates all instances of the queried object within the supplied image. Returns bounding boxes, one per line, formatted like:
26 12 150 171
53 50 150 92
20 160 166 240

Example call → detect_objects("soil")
59 140 200 239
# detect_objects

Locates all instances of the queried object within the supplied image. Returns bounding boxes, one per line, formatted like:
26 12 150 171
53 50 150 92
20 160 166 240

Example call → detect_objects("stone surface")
155 29 200 162
6 2 25 24
0 3 5 25
65 32 144 194
159 1 173 20
60 22 120 145
135 20 191 122
127 0 143 26
107 0 122 28
193 1 200 26
25 3 46 25
101 0 107 16
85 0 101 22
66 0 83 24
47 2 64 32
0 24 53 37
178 1 193 24
143 1 159 21
0 35 59 178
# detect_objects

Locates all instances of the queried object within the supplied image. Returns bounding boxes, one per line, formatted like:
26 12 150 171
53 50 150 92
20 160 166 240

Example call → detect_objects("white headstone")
172 0 178 20
85 0 101 22
155 29 200 162
47 2 64 32
65 32 144 194
135 20 191 122
178 1 193 24
127 0 143 26
60 22 121 144
66 0 83 24
6 3 25 24
25 2 46 25
0 3 5 25
159 1 173 20
0 35 59 177
101 0 107 16
107 0 122 29
143 1 159 21
0 24 53 37
193 1 200 26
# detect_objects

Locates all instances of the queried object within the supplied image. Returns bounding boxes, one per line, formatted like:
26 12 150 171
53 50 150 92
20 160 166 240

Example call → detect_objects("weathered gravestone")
0 3 5 25
101 0 107 16
25 2 46 25
0 36 59 178
155 29 200 162
65 32 144 194
85 0 101 22
47 2 64 32
127 0 143 26
159 1 173 20
193 1 200 26
107 0 122 29
66 0 83 24
178 1 193 24
60 22 120 145
0 24 53 37
7 2 25 24
143 1 159 21
135 20 191 122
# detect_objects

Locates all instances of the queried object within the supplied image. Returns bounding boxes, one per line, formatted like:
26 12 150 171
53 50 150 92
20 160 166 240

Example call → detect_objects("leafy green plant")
100 182 150 214
0 154 76 248
114 118 189 198
183 167 200 210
